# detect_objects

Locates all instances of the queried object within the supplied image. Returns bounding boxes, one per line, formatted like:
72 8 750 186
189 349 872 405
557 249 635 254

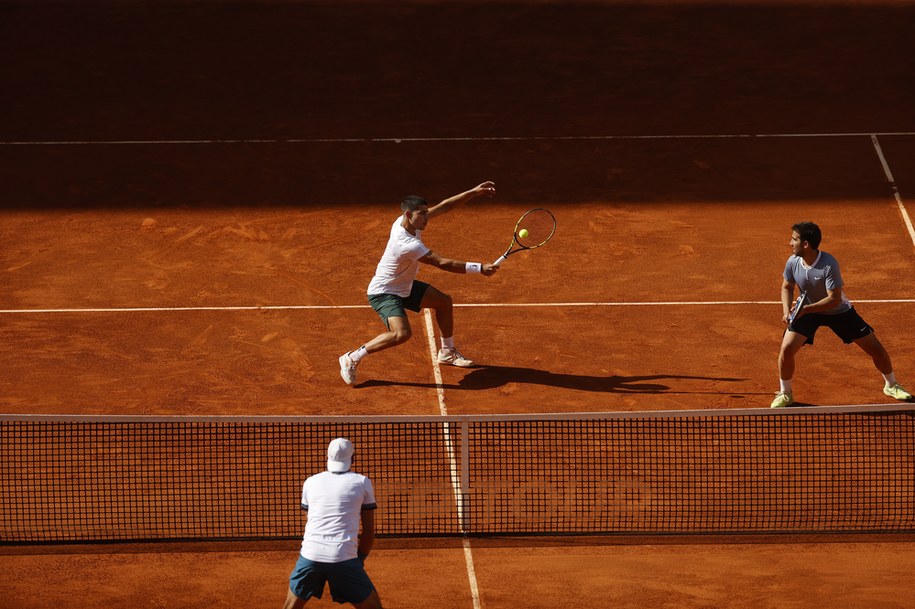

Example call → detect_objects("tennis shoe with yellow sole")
770 391 794 408
437 348 475 368
339 352 358 385
883 383 913 401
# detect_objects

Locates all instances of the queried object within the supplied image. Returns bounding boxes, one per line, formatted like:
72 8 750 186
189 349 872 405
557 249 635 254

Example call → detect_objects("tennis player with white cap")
283 438 383 609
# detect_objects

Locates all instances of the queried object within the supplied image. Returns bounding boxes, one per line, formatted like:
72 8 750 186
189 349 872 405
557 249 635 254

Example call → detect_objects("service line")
2 299 915 315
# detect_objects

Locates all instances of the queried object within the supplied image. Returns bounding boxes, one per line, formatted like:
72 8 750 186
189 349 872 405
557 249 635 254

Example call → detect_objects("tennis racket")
787 291 807 324
492 208 556 265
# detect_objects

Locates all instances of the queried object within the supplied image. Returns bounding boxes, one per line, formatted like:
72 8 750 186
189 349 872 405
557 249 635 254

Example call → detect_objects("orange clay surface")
3 195 914 415
2 1 915 608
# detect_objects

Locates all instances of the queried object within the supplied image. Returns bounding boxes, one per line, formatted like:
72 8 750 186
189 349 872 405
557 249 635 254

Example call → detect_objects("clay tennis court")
2 0 915 607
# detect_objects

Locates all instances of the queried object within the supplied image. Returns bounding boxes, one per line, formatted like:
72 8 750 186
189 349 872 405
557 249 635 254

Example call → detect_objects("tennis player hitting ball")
771 221 912 408
338 182 499 385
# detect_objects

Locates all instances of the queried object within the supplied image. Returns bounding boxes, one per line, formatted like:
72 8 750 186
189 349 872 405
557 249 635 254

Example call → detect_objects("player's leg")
419 284 454 337
285 556 324 608
777 330 808 379
420 285 475 368
853 332 892 374
339 316 411 385
283 588 308 609
853 333 913 400
327 558 383 609
830 308 912 400
364 315 412 352
352 589 383 609
361 287 423 353
340 294 414 385
772 331 807 407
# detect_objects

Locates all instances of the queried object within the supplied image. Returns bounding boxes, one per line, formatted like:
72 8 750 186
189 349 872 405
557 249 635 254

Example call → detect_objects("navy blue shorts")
789 307 873 345
288 554 375 605
368 281 430 328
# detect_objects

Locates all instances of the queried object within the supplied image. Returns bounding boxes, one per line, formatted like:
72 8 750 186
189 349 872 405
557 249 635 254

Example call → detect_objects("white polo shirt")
299 470 377 563
367 216 431 297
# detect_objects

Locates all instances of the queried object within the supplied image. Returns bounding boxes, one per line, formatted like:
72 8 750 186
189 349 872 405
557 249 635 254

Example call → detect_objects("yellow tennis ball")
518 228 529 239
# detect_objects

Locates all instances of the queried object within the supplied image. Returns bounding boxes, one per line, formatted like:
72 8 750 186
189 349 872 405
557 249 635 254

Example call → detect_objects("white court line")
0 305 366 314
2 131 915 146
461 299 915 307
871 134 915 250
3 299 915 315
460 539 482 609
423 309 449 417
423 309 483 609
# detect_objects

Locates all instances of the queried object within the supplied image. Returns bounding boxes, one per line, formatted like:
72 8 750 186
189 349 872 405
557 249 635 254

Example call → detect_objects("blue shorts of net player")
368 280 430 328
288 555 375 605
788 307 873 346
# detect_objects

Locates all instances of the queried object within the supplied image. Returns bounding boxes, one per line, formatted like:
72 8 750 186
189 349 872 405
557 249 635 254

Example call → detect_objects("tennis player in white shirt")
339 181 499 385
283 438 383 609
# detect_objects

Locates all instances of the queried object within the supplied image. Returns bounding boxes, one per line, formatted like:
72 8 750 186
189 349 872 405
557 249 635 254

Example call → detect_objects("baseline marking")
871 134 915 250
3 131 915 146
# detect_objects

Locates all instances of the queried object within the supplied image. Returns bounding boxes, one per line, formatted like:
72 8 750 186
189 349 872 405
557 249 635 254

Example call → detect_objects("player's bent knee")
391 328 412 344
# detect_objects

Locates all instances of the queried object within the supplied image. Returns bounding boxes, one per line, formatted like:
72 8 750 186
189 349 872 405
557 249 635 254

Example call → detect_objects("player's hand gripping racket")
787 291 807 324
492 208 556 265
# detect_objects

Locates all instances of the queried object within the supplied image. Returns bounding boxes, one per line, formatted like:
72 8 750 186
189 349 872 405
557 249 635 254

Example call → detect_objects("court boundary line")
2 131 915 146
3 299 914 315
423 309 483 609
871 134 915 249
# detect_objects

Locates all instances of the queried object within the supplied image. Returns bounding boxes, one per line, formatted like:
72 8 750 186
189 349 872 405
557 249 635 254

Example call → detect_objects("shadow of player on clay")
358 364 743 394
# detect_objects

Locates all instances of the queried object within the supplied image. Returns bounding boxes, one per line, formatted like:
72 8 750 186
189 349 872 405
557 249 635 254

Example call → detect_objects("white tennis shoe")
437 348 475 368
339 352 359 385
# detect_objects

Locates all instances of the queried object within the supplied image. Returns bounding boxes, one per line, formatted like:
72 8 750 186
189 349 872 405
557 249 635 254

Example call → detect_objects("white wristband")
465 262 482 274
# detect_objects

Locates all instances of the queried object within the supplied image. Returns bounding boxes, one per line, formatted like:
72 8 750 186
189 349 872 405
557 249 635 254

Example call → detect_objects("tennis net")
2 406 913 543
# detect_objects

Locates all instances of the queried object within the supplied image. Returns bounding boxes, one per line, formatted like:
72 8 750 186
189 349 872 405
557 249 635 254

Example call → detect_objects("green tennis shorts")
368 281 429 328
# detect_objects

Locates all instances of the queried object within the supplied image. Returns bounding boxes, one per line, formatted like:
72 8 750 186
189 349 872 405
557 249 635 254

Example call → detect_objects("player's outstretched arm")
427 181 496 218
420 251 499 276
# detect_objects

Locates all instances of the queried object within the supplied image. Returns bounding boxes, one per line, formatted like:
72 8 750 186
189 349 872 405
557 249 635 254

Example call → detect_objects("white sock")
441 336 455 350
350 346 368 363
779 378 793 394
882 372 897 387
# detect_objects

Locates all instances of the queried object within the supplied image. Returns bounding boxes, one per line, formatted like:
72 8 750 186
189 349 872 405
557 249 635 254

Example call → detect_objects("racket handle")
493 254 507 266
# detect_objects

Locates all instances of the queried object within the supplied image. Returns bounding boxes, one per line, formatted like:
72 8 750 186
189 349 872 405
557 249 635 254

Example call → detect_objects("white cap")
327 438 354 473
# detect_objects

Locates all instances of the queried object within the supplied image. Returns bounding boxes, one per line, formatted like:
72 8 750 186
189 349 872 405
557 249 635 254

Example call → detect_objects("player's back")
299 471 375 562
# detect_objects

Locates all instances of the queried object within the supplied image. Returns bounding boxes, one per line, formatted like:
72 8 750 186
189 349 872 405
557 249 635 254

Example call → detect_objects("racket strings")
516 210 555 247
